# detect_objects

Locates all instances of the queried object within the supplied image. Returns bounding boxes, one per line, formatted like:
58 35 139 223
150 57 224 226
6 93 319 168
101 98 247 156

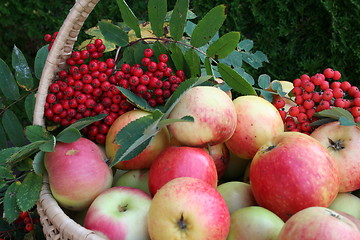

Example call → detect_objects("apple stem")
118 204 128 212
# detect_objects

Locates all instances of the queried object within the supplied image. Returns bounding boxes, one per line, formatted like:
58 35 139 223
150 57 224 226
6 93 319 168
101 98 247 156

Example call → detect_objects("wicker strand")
34 0 108 238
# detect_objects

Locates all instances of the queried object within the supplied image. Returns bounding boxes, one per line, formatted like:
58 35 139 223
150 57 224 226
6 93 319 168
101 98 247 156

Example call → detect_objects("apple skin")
148 146 218 196
278 207 360 240
105 109 170 170
329 192 360 219
84 186 152 240
217 181 257 214
206 142 230 179
113 169 150 195
147 177 230 240
310 121 360 192
168 86 237 147
225 95 284 160
227 206 284 240
250 132 340 221
44 137 113 211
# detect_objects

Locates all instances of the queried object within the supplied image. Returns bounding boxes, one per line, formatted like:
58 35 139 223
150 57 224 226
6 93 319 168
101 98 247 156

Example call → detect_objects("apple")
310 121 360 192
44 137 113 211
278 207 360 240
250 132 340 221
206 142 230 179
225 95 284 160
84 186 152 240
113 169 150 195
147 177 230 240
168 86 237 147
148 146 218 196
222 152 251 181
217 181 257 214
105 109 171 170
329 192 360 219
227 206 284 240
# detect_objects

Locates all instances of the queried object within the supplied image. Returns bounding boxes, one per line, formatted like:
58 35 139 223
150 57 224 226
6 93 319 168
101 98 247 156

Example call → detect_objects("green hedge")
1 0 360 85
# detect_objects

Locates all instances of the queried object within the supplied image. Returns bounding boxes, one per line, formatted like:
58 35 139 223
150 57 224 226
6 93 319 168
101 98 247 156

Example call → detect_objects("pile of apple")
43 77 360 239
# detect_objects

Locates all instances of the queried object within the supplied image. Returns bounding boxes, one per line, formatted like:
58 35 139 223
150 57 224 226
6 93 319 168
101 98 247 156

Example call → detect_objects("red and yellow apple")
148 177 230 240
105 109 170 170
225 95 284 160
250 132 340 221
44 137 113 211
168 86 237 147
206 142 231 179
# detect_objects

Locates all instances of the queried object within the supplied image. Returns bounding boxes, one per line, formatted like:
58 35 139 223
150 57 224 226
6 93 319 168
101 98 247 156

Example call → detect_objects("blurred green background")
1 0 360 85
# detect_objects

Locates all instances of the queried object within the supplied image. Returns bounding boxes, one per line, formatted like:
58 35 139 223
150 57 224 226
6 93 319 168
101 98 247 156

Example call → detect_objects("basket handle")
33 0 100 126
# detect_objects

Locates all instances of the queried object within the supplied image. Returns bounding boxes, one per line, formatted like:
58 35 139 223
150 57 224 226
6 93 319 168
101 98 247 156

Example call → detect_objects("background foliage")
1 0 360 86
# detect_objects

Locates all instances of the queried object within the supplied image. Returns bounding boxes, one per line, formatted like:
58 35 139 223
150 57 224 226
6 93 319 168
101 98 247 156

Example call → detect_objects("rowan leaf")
0 58 20 100
0 166 14 179
117 86 155 112
34 45 49 79
4 182 21 223
12 45 33 90
2 109 26 147
116 0 141 38
16 172 42 212
56 128 81 143
99 21 129 47
33 151 46 175
170 0 189 41
24 92 36 123
25 125 52 143
206 32 240 59
148 0 167 37
184 48 201 77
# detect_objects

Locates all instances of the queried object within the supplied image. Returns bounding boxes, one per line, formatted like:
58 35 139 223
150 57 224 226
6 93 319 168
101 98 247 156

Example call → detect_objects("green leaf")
5 141 45 165
0 58 20 100
116 0 141 38
241 52 262 69
204 57 215 77
190 5 227 48
13 158 33 172
60 114 107 132
163 76 212 117
12 45 33 90
148 0 167 37
34 45 49 79
0 166 14 179
314 107 355 122
0 147 19 164
184 48 201 77
24 92 36 123
99 21 129 47
239 39 253 51
25 125 52 142
56 128 81 143
217 63 257 95
158 115 194 127
0 124 7 149
258 74 271 89
170 0 189 41
206 32 240 59
310 118 336 127
16 172 42 212
39 136 56 152
117 87 154 112
2 109 26 147
259 89 274 103
339 116 356 126
33 151 45 175
170 43 187 72
110 114 160 167
4 181 20 223
271 81 287 97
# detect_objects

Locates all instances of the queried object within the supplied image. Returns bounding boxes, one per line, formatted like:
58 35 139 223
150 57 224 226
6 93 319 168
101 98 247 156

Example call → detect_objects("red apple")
168 86 237 147
148 146 218 196
105 109 170 170
278 207 360 240
84 186 152 240
250 132 340 221
225 95 284 160
44 137 113 211
148 177 230 239
206 142 230 179
310 121 360 192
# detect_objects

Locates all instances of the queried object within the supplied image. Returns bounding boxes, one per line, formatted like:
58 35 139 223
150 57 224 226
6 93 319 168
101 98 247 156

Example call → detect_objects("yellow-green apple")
147 177 230 239
44 137 113 211
225 95 284 160
329 192 360 219
227 206 284 240
222 152 251 181
113 169 150 195
84 186 151 240
205 142 230 179
310 121 360 192
148 146 218 196
250 132 340 221
168 86 237 147
278 207 360 240
217 181 257 214
105 109 170 170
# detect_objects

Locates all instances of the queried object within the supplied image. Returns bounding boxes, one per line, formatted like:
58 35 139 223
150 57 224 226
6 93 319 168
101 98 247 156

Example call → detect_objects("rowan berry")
144 48 154 58
141 57 151 66
323 68 334 79
25 223 34 232
332 70 341 80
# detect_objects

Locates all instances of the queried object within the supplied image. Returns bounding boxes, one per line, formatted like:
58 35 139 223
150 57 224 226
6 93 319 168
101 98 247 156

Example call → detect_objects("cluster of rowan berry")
43 36 184 145
44 32 59 51
272 68 360 134
2 211 38 238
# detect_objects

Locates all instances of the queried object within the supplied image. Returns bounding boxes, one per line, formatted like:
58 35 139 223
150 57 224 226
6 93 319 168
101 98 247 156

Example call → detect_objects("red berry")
141 57 151 66
52 103 63 114
121 63 131 73
340 81 352 92
289 106 300 117
158 53 169 63
320 81 330 90
323 68 334 79
25 223 34 232
273 98 286 109
332 70 341 80
293 78 301 87
44 34 52 42
143 48 154 58
49 83 60 93
147 61 157 72
348 86 359 97
351 106 360 117
332 87 344 99
297 112 308 123
322 89 333 101
303 99 315 110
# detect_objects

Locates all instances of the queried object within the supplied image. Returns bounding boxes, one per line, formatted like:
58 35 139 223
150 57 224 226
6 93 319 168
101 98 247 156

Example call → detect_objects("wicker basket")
33 0 107 239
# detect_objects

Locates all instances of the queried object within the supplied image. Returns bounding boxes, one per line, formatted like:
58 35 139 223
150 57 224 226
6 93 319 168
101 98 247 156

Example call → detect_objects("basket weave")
33 0 107 239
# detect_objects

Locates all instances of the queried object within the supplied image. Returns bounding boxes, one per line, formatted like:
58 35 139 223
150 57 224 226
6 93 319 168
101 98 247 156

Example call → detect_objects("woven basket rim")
34 0 108 239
